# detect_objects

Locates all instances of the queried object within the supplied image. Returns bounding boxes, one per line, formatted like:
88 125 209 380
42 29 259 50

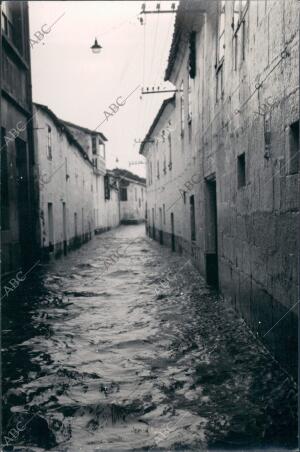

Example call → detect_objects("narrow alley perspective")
2 226 297 451
1 0 299 451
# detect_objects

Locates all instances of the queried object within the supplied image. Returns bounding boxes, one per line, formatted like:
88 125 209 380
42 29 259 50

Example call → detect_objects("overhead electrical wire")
143 10 161 129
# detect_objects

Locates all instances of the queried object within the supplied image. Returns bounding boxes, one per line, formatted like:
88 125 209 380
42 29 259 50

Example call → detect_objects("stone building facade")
110 169 146 224
1 1 38 277
141 0 299 377
33 103 120 258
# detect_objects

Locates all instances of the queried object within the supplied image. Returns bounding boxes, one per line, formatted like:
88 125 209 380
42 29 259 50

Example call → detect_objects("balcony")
93 156 106 175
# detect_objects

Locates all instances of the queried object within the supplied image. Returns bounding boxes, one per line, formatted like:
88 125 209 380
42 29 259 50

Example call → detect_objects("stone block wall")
144 0 299 377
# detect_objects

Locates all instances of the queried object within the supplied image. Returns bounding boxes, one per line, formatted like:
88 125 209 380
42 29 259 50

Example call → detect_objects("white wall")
120 181 145 222
33 105 120 254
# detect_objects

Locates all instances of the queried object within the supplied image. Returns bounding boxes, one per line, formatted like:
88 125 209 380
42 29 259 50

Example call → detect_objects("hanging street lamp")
91 38 102 54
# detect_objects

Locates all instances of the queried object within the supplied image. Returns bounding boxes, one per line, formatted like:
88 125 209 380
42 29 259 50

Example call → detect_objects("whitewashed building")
33 103 120 258
139 96 179 247
60 119 120 234
109 169 146 224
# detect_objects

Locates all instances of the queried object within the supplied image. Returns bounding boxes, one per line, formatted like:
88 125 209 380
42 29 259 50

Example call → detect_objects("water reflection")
2 225 298 451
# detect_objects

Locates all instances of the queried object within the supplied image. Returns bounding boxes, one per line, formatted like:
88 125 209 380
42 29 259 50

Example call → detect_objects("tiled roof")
62 120 107 142
164 0 206 81
34 103 93 166
109 168 146 185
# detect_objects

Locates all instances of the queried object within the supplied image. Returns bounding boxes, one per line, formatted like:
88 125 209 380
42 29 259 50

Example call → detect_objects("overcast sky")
29 1 177 177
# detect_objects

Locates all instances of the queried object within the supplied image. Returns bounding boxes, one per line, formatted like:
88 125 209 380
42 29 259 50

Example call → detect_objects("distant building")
1 1 38 276
60 119 110 234
33 103 120 258
140 96 176 245
110 169 146 224
141 0 299 377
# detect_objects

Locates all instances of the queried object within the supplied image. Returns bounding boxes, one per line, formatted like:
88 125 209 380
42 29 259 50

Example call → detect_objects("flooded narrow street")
3 225 297 451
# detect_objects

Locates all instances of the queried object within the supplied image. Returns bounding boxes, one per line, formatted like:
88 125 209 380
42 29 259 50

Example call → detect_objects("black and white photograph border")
1 0 299 451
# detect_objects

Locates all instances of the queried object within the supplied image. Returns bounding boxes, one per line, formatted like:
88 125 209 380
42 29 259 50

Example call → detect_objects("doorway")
159 207 163 245
205 177 219 288
190 195 196 241
74 212 78 237
62 202 67 255
152 207 155 240
16 138 30 262
170 212 175 252
48 203 54 252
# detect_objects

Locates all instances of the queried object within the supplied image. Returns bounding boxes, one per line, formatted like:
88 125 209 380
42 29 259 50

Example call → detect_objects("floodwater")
2 225 297 451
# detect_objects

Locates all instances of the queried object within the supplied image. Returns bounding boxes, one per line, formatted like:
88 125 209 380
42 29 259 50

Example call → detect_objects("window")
1 6 14 43
139 198 141 208
163 204 166 224
48 203 54 250
168 134 172 169
237 153 246 188
120 187 128 201
232 0 248 67
216 64 224 101
99 143 105 159
2 3 23 52
183 191 186 204
180 81 184 134
92 135 97 155
188 75 192 123
216 1 225 101
233 34 238 71
163 154 167 174
104 174 110 199
1 128 10 230
74 212 78 236
47 125 52 160
157 160 160 179
241 19 246 61
150 162 153 184
65 158 69 181
135 187 137 201
190 195 196 241
147 161 151 185
289 121 299 174
189 32 196 79
233 0 240 31
218 0 226 62
141 187 144 201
